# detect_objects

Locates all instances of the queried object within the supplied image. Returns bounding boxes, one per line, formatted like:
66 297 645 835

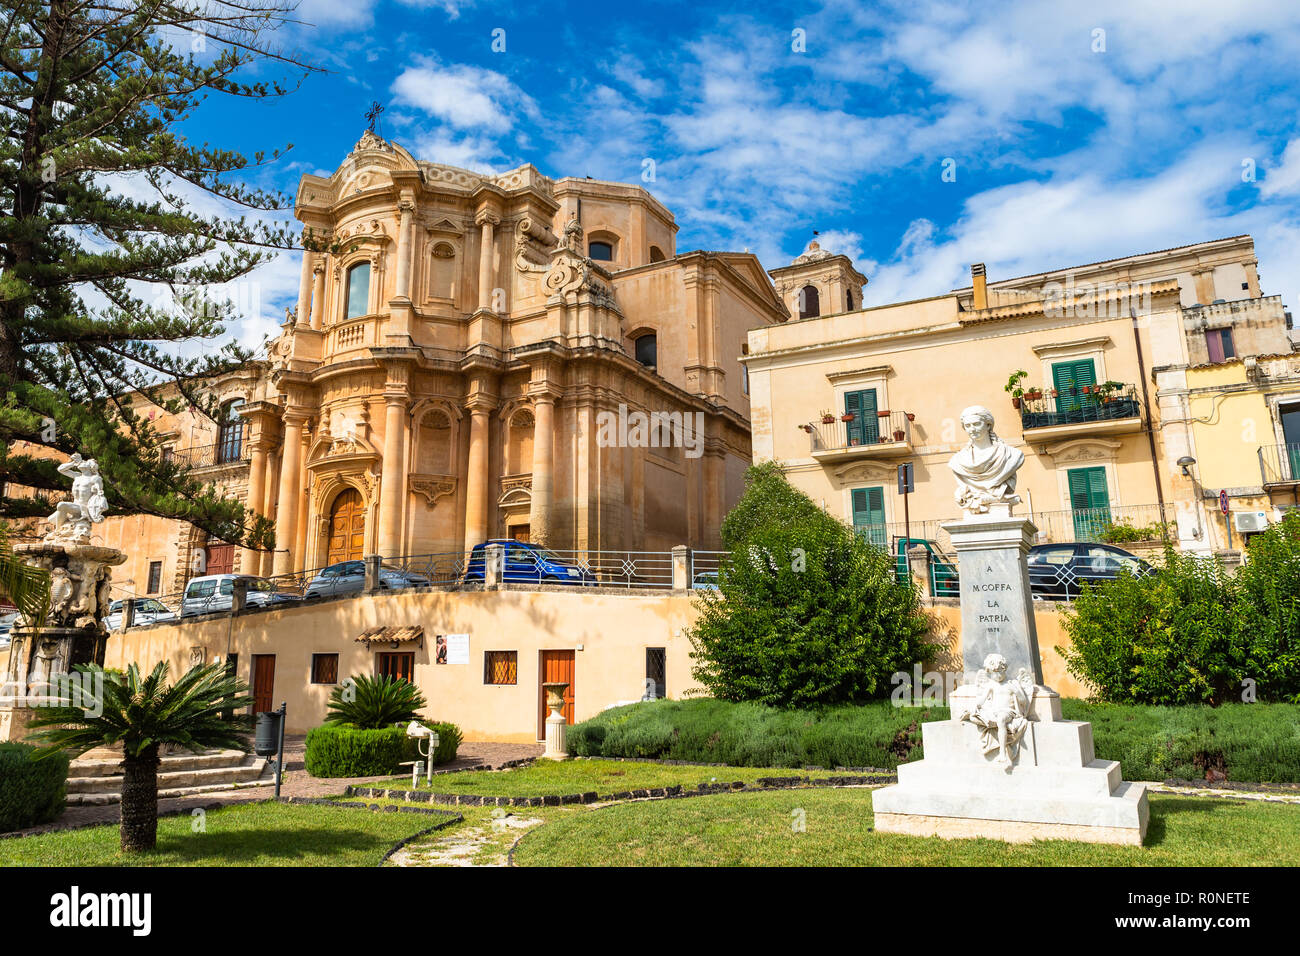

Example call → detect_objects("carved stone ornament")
957 653 1038 769
948 405 1025 515
409 474 457 506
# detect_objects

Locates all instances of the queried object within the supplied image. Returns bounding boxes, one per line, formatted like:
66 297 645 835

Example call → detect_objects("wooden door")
539 650 575 739
509 524 530 543
205 542 234 577
327 489 366 564
251 654 275 714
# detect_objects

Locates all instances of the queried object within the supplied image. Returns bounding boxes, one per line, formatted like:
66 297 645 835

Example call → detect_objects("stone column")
941 512 1043 683
272 412 307 575
671 545 690 591
463 403 493 548
394 198 415 301
295 250 314 327
528 391 557 545
310 258 327 330
476 210 500 313
241 438 269 574
261 448 280 577
378 368 410 558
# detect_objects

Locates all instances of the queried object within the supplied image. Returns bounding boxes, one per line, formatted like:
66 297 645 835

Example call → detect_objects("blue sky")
191 0 1300 349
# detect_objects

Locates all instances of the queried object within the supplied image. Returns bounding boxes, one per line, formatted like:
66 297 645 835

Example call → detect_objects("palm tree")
0 525 49 626
28 661 253 852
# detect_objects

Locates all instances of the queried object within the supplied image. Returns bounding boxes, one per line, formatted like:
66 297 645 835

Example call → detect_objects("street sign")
1219 489 1230 516
897 462 915 495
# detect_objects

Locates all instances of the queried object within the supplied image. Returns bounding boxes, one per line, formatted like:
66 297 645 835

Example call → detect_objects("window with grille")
484 651 517 685
376 652 414 683
146 561 162 594
645 647 666 700
311 654 339 684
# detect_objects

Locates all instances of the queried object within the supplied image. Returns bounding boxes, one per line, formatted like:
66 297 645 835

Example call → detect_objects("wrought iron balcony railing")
806 410 913 453
1259 444 1300 485
1019 385 1142 430
165 440 250 469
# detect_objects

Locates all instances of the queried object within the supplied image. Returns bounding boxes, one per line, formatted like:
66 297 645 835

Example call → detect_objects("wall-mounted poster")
436 633 470 666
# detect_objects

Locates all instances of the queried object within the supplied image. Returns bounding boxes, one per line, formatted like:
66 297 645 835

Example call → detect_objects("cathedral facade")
98 131 787 593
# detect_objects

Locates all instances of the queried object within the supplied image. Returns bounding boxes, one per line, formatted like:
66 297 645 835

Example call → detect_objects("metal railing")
166 440 251 469
806 411 913 453
384 551 475 586
689 550 729 588
1019 384 1142 430
479 548 675 589
1027 503 1169 545
1259 444 1300 485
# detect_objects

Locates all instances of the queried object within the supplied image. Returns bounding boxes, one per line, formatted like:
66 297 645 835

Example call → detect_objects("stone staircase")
67 748 273 806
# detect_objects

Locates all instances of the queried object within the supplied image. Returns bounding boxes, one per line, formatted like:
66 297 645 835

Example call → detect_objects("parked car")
1027 542 1155 599
179 574 301 618
463 541 597 585
303 560 432 599
692 570 720 590
105 597 178 630
0 609 17 645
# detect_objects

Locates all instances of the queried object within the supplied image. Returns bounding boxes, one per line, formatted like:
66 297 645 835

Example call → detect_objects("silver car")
105 598 178 630
303 560 432 600
180 574 301 618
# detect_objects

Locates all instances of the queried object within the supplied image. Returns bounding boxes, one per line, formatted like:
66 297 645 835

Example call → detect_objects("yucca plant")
28 661 253 852
325 674 427 730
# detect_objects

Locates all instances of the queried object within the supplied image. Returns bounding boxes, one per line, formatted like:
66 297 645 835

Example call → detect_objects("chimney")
971 263 988 310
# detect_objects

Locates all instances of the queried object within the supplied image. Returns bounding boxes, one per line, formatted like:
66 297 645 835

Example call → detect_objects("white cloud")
1261 139 1300 199
391 57 537 133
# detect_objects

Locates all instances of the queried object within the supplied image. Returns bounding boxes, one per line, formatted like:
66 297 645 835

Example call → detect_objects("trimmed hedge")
567 698 946 770
0 743 69 832
304 721 462 778
568 698 1300 783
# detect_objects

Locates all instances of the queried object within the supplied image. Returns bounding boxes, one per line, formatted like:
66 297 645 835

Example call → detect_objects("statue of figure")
948 405 1024 515
959 653 1036 769
45 455 109 541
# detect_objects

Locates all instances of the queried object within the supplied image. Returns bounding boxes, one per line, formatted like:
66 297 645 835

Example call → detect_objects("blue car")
464 540 597 585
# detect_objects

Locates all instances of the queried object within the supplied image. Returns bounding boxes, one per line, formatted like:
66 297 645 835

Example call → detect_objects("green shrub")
304 725 418 777
567 698 1300 782
689 462 935 708
426 721 462 764
0 742 69 832
325 674 427 729
566 698 947 770
1061 514 1300 704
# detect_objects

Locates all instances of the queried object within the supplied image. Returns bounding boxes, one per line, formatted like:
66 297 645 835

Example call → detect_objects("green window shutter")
1067 466 1111 539
844 389 877 444
1052 360 1097 413
851 486 886 546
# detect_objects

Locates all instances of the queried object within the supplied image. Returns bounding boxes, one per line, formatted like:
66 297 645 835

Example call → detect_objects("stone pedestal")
943 508 1043 682
0 541 124 743
541 682 569 760
873 508 1148 845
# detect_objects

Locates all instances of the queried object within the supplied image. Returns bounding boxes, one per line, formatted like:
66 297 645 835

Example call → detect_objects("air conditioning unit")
1233 511 1270 533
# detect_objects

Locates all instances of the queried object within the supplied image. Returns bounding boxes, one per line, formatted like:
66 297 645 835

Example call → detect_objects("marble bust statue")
948 405 1024 515
45 454 109 542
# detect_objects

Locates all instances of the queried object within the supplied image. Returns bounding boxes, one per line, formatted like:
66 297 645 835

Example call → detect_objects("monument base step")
873 808 1145 846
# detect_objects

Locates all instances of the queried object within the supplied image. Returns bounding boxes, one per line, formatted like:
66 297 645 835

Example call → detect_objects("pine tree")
0 1 318 549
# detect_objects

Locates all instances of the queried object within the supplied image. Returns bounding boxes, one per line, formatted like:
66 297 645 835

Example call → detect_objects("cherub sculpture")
959 653 1037 769
948 405 1024 515
45 454 109 542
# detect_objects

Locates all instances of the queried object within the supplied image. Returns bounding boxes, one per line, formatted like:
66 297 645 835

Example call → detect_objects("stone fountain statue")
1 454 126 741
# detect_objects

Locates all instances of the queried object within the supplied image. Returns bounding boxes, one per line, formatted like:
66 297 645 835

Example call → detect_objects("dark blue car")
463 540 597 585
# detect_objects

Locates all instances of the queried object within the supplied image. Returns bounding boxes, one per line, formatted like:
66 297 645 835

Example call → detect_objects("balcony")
165 440 250 470
805 411 913 463
1260 444 1300 486
1019 385 1143 440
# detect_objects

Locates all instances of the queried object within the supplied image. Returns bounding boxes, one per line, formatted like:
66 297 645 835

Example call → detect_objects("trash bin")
255 710 282 757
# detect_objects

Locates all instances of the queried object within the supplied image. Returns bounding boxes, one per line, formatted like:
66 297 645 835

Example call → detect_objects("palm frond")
0 526 50 626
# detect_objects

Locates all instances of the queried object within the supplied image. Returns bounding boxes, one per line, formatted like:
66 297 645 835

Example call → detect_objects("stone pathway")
1146 782 1300 804
10 737 543 837
387 811 544 867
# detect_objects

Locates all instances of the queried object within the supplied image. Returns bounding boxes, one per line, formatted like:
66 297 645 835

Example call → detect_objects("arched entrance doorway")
326 488 366 565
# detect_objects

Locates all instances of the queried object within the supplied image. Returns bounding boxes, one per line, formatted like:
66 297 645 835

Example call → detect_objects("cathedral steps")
66 749 272 805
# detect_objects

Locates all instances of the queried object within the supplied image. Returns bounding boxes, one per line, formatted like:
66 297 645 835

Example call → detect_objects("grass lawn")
512 789 1300 867
0 801 447 867
368 759 852 798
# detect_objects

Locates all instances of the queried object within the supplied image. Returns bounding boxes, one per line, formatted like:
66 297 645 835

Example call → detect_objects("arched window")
634 333 657 368
345 262 371 319
216 398 244 464
589 241 614 262
799 285 820 319
845 289 854 311
649 245 666 263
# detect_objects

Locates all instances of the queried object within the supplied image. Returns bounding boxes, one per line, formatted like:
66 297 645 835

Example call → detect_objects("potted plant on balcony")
1024 386 1043 401
798 424 813 433
841 411 856 422
1095 380 1124 404
906 412 915 422
1005 369 1028 409
892 427 906 441
820 410 835 424
876 408 891 417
